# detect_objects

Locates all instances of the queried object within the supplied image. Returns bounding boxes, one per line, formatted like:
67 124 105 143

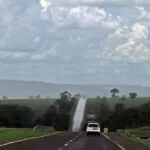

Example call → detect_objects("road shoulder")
0 132 60 147
108 133 150 150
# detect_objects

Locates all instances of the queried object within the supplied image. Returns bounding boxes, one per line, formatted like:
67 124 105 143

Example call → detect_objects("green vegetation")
110 88 119 97
129 92 138 99
86 97 150 114
0 127 55 144
85 97 150 131
0 91 79 132
0 105 35 127
116 127 150 148
0 99 56 116
43 91 79 131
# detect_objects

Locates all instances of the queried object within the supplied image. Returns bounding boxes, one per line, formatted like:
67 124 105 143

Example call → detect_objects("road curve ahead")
67 134 121 150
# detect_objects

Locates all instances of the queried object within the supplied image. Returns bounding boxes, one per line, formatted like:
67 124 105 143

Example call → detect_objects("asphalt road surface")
0 132 78 150
67 134 121 150
0 132 149 150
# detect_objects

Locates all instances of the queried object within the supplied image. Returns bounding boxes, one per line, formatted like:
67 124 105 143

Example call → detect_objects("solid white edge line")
0 132 61 147
102 133 126 150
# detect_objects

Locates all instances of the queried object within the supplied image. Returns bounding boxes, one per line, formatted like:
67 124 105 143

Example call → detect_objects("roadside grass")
115 126 150 148
0 99 57 116
118 132 150 148
139 126 150 132
0 127 55 144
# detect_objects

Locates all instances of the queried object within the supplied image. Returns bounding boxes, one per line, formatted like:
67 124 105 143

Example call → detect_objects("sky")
1 0 150 85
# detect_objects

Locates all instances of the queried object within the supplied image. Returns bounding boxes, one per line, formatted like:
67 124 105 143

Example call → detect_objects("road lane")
0 132 78 150
1 132 148 150
67 134 122 150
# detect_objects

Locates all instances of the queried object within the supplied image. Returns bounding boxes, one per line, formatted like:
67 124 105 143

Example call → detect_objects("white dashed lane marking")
58 132 82 150
102 133 126 150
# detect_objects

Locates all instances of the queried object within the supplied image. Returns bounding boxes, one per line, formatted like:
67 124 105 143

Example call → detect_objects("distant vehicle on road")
86 122 101 136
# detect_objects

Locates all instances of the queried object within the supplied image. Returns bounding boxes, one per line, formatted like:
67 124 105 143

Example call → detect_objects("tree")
60 91 71 102
114 103 125 113
2 95 8 100
108 103 125 131
74 94 80 100
55 91 74 114
54 114 70 131
110 88 119 97
99 102 112 122
98 102 112 131
129 92 137 99
43 105 57 126
103 101 150 131
0 105 35 127
58 101 72 114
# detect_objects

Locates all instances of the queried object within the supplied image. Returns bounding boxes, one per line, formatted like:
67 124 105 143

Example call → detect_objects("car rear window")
88 124 99 127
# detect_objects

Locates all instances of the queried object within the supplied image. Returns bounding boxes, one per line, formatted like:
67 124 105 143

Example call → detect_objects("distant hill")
0 79 150 99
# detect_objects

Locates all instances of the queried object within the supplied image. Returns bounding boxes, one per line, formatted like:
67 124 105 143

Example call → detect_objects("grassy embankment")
0 127 55 144
115 126 150 148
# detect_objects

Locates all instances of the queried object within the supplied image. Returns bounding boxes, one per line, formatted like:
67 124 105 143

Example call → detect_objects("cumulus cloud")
50 6 121 29
136 6 150 20
104 23 150 62
1 0 150 84
42 0 150 6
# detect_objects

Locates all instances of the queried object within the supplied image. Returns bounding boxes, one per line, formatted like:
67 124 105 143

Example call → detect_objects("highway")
1 132 149 150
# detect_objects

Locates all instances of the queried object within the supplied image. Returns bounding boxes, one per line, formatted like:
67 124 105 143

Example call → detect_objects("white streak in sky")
72 97 87 132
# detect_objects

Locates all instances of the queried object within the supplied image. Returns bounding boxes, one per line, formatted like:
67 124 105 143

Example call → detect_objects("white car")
86 122 101 136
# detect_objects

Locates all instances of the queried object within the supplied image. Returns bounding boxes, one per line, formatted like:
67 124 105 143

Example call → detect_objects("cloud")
33 37 41 43
49 6 121 29
104 23 150 62
1 0 150 85
40 0 150 6
136 6 150 20
30 42 58 60
0 51 28 60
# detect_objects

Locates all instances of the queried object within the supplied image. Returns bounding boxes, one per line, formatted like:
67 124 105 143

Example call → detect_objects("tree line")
110 88 138 99
0 91 79 131
98 101 150 131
